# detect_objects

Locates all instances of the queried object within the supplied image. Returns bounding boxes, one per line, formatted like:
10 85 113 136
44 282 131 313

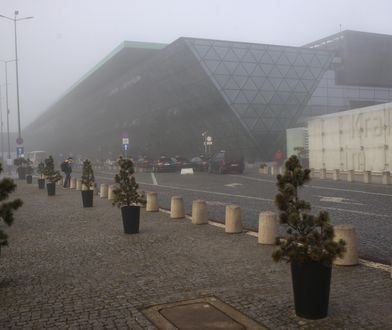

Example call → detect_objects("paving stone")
0 182 391 329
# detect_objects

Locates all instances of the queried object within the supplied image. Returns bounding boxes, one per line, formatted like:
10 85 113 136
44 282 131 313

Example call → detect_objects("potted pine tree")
273 155 346 319
81 159 95 207
43 156 61 196
112 157 146 234
25 159 33 184
37 161 45 189
0 162 23 256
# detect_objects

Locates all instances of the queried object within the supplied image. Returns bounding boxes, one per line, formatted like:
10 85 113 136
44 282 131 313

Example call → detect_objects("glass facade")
24 31 392 161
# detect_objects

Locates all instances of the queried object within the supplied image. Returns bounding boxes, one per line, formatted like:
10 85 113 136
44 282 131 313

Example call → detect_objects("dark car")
208 151 244 174
153 156 179 172
136 156 154 172
174 156 193 169
191 155 210 172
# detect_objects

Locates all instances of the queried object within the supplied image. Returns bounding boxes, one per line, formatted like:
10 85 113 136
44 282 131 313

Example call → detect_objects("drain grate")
142 296 267 329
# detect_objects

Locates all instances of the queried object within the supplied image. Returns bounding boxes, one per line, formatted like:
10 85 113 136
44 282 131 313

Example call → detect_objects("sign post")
122 133 129 158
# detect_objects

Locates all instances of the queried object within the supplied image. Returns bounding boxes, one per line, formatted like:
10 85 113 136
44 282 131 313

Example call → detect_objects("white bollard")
347 170 354 182
258 212 279 245
171 196 185 219
278 166 284 175
70 177 77 189
146 192 159 212
191 200 208 225
333 224 358 266
382 171 390 185
76 179 82 191
271 165 278 176
225 205 242 233
363 171 371 184
319 168 326 179
100 183 108 198
332 169 339 181
107 185 115 200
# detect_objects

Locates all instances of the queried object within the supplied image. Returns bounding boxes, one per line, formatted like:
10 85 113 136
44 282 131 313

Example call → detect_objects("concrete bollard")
146 192 159 212
70 177 77 189
332 169 340 181
100 183 108 198
107 185 115 200
171 196 185 219
278 166 284 175
258 212 279 245
382 171 390 185
347 170 354 182
191 200 208 225
319 168 326 179
271 165 278 176
333 224 358 266
76 179 82 191
363 171 371 184
225 205 242 233
57 177 63 186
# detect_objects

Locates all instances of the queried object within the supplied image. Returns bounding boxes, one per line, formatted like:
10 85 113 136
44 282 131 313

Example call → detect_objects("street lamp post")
0 11 33 155
0 59 15 165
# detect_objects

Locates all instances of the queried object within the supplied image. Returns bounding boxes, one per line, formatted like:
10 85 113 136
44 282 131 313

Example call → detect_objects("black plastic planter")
26 175 33 184
291 260 332 319
121 205 140 234
17 167 26 180
81 190 94 208
46 182 56 196
38 178 45 189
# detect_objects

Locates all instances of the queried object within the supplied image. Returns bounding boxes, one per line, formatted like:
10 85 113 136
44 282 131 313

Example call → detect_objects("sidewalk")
0 182 391 329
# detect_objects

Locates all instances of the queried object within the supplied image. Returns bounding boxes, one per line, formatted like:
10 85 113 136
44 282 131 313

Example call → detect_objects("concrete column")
319 168 326 179
191 200 208 225
108 185 115 200
171 196 185 219
363 171 371 184
225 205 242 233
347 170 354 182
382 171 390 185
146 192 159 212
76 179 82 191
332 169 340 181
333 224 358 266
258 212 279 245
100 184 108 198
70 177 77 189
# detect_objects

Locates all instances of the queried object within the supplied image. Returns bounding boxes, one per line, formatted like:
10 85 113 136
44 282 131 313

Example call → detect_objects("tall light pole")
0 86 4 161
0 11 33 156
0 59 15 164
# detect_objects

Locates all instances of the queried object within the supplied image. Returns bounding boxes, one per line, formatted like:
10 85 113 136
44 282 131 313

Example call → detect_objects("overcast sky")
1 0 392 132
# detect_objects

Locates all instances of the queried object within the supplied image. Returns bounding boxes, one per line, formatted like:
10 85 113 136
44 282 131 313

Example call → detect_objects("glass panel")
243 78 258 90
359 88 374 98
194 44 210 58
204 60 220 73
224 61 239 74
213 46 229 60
243 89 258 102
234 64 248 76
241 62 257 75
224 49 239 61
250 49 265 62
242 51 257 63
232 47 247 60
214 75 230 88
204 47 220 60
260 51 275 64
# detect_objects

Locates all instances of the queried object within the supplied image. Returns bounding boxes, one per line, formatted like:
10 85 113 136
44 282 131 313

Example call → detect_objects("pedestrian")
61 158 72 188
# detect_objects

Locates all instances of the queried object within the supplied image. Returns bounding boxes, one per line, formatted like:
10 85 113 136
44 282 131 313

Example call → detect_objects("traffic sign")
16 137 23 145
122 144 129 151
16 146 24 156
122 138 129 145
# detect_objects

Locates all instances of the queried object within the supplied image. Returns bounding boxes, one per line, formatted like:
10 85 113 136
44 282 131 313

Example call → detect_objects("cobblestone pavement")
0 181 391 329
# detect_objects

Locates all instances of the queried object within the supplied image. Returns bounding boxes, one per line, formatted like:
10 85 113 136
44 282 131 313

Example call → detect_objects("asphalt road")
84 167 392 265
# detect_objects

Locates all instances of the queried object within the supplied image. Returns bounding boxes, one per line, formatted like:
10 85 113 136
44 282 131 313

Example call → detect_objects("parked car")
174 156 193 169
208 151 244 174
136 156 154 172
153 156 179 172
191 155 210 172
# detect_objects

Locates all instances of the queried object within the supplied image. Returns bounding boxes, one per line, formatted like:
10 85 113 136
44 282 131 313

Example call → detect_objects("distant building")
24 30 392 161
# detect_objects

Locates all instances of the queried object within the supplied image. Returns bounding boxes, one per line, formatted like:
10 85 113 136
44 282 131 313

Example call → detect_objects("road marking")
151 172 158 185
231 174 392 198
206 201 228 206
224 183 243 187
319 196 364 206
94 174 390 218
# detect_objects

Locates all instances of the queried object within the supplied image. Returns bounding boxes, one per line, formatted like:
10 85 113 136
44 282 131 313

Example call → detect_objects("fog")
1 0 392 131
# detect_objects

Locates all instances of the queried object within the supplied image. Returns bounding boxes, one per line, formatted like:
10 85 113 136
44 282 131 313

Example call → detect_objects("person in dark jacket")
62 158 72 188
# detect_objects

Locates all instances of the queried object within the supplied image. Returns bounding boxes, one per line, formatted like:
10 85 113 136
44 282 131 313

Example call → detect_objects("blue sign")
122 144 129 151
16 147 24 156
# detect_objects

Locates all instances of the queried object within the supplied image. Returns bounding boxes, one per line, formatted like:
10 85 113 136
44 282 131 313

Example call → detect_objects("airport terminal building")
24 30 392 161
